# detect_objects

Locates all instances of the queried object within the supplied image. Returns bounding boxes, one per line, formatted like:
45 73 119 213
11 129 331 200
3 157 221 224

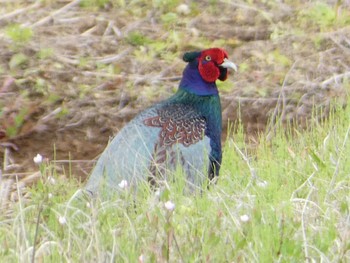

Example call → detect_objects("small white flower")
58 216 67 225
48 176 56 185
118 179 128 189
176 4 191 15
240 214 250 222
33 153 43 164
86 202 91 208
138 254 144 263
154 189 161 197
48 193 53 199
256 180 268 188
164 200 175 211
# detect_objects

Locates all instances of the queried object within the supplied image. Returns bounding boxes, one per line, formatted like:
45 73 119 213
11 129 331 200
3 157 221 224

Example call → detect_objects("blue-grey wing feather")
85 105 211 195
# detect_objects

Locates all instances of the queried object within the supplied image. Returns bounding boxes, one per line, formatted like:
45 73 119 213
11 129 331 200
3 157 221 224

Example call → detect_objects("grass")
1 101 349 262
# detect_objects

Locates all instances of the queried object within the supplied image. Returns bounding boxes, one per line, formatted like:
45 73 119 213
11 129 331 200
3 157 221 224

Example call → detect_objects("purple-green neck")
179 61 219 96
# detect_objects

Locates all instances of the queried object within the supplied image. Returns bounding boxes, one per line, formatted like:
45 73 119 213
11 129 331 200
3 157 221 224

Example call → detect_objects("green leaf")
6 126 17 137
217 79 235 92
126 31 151 46
9 53 29 69
37 48 54 59
161 12 178 24
5 24 33 43
308 148 326 169
80 0 110 8
14 107 28 128
238 62 249 73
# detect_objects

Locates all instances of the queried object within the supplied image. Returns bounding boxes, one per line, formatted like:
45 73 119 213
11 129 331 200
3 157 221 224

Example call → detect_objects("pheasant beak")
219 58 238 72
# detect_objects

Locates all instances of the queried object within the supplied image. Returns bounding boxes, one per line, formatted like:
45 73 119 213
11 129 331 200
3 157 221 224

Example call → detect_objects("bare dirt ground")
0 0 349 194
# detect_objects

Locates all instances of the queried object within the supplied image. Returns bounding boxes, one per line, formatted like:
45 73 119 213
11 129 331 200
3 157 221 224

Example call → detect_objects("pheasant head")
180 48 237 95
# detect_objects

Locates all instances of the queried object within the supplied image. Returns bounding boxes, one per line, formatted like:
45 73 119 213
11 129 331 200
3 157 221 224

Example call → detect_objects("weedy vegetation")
1 103 349 262
0 0 350 262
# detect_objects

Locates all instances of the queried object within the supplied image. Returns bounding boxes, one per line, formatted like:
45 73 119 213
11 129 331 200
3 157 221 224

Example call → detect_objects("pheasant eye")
205 55 211 61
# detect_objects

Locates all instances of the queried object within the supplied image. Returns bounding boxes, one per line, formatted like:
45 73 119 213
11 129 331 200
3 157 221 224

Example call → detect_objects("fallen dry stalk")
26 0 82 28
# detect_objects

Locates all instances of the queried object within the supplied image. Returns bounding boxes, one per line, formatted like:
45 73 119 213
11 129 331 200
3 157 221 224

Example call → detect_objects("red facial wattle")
198 48 230 83
198 59 220 83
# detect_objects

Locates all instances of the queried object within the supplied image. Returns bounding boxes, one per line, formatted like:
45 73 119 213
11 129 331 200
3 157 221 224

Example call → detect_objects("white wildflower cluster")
256 180 268 188
176 4 190 15
47 176 56 185
118 179 128 189
138 254 144 263
240 214 250 223
58 216 67 225
164 200 175 211
33 153 43 164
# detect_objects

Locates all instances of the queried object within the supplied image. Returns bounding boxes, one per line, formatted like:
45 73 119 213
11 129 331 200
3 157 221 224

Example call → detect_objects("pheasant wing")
143 103 206 147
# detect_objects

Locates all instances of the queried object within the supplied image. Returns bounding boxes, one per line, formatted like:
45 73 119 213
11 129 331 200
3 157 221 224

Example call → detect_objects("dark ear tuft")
183 51 201 62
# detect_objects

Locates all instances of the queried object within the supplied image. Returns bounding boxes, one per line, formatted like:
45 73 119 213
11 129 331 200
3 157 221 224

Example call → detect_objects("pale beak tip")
231 63 238 72
221 58 238 72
